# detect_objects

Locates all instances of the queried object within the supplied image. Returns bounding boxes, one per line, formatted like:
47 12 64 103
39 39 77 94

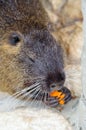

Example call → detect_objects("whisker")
15 86 41 103
7 83 41 106
42 92 50 108
33 89 41 100
12 83 41 98
24 87 41 105
38 92 45 108
43 91 48 102
23 86 41 100
6 77 47 109
30 89 42 107
44 92 48 102
26 94 37 107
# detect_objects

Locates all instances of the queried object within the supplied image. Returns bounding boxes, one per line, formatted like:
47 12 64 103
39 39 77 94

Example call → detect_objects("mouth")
21 79 72 108
23 80 63 99
50 85 63 92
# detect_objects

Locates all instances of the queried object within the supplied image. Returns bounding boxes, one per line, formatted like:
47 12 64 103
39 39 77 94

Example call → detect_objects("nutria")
0 0 71 107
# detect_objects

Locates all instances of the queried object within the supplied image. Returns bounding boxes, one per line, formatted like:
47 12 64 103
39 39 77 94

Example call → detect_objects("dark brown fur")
0 0 71 107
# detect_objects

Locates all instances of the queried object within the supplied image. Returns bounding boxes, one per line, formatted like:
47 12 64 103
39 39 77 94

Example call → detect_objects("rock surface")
0 107 72 130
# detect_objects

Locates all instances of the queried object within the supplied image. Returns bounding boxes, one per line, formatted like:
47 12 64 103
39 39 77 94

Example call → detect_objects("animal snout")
58 71 65 83
47 71 66 91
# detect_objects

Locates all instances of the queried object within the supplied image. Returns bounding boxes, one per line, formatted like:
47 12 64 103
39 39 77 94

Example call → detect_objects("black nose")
47 71 65 90
58 71 65 83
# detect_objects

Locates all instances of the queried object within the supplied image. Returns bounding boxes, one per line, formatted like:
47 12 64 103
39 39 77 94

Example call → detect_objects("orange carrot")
59 94 65 99
59 100 65 105
50 90 65 105
50 90 62 97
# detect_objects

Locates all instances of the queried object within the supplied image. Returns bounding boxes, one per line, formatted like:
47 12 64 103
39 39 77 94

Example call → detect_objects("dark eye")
9 33 21 46
0 0 5 5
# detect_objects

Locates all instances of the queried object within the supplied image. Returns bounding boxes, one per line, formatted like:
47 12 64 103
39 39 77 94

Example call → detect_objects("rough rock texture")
77 0 86 129
0 106 72 130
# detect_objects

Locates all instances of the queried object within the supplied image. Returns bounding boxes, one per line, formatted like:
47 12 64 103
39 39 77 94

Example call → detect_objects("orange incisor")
50 90 65 105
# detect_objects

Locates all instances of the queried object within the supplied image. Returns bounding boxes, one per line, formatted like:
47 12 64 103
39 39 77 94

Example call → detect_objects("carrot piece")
50 90 62 97
56 92 63 98
59 94 65 99
50 90 65 105
59 100 65 105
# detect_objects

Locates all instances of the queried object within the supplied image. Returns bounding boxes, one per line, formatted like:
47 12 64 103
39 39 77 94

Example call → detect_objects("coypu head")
0 0 67 107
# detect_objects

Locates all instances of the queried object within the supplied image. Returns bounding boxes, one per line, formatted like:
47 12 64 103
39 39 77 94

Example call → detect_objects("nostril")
50 83 57 88
58 72 65 82
47 71 65 91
